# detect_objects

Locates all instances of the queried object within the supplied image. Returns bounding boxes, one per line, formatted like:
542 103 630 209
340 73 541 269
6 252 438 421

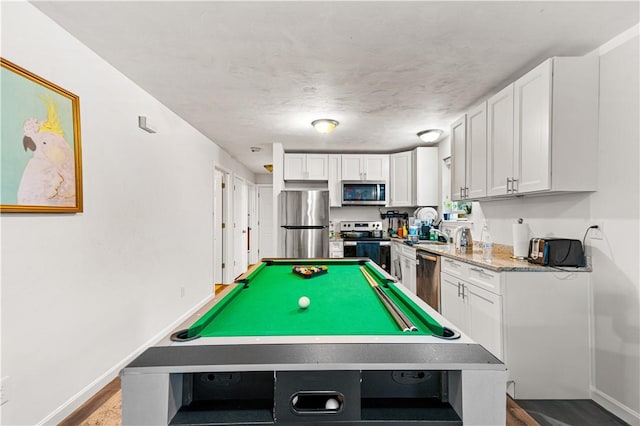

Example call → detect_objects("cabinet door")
341 155 363 180
402 256 417 294
466 102 487 199
487 84 515 196
440 272 466 331
363 155 389 181
514 59 552 194
450 116 466 201
305 154 329 180
328 155 342 207
390 152 413 207
465 283 503 360
284 153 307 180
415 147 438 206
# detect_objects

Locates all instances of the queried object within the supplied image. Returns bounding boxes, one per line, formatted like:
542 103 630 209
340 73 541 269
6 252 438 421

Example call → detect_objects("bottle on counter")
481 221 493 261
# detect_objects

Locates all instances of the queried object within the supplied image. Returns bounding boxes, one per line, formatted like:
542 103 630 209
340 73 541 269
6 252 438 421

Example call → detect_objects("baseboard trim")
37 293 216 425
591 387 640 425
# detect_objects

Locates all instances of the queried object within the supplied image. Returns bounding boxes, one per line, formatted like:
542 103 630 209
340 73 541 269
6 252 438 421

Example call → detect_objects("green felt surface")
188 260 445 338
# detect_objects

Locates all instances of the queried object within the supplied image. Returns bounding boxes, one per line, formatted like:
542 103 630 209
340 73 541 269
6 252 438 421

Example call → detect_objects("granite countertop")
391 238 591 273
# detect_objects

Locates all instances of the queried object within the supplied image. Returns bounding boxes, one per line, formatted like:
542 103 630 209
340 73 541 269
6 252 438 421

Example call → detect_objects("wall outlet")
590 222 604 240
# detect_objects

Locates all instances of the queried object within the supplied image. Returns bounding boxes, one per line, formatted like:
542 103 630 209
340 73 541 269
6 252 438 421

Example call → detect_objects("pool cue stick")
360 267 416 332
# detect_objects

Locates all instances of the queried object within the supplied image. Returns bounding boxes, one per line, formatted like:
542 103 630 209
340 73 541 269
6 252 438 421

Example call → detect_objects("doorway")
213 168 229 284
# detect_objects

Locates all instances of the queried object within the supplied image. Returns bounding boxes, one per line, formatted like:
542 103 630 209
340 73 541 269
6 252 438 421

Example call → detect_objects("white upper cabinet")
414 147 438 206
341 154 389 181
390 148 438 207
390 151 413 206
328 155 342 207
284 153 329 181
487 85 515 196
452 103 488 201
486 56 598 197
466 102 488 199
450 115 467 201
514 59 553 194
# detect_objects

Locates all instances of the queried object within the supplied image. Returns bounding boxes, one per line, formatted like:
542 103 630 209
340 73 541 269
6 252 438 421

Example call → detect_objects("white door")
233 176 249 276
450 115 466 201
247 183 258 265
440 273 466 331
514 59 552 194
487 84 515 196
257 185 274 259
466 284 503 360
466 102 487 199
213 169 225 284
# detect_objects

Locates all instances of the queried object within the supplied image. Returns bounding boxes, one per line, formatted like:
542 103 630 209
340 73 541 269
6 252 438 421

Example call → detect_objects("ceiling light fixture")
250 146 262 152
311 119 339 134
417 129 443 143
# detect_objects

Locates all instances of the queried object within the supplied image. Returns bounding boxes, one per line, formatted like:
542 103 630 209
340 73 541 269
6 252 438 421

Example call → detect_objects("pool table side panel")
124 343 504 373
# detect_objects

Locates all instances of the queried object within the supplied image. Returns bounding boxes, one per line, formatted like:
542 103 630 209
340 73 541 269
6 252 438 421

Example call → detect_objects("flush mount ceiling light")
311 119 339 134
250 146 262 153
417 129 443 143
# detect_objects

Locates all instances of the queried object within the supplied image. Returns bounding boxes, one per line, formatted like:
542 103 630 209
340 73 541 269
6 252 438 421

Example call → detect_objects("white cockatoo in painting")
17 96 76 206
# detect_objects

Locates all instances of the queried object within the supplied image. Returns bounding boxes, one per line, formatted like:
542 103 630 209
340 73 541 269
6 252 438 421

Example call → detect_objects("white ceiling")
33 1 639 175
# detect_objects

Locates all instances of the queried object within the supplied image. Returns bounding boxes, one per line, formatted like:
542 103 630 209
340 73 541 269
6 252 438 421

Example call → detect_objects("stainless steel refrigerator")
279 190 329 258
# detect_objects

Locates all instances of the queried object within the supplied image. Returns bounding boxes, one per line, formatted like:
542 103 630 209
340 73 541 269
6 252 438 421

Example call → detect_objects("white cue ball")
325 398 339 410
298 296 310 309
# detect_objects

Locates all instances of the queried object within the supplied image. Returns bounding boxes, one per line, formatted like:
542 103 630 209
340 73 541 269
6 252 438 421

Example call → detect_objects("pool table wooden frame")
121 258 507 425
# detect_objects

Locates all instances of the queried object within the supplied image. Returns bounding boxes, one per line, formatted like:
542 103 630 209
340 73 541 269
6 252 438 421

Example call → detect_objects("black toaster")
528 238 585 267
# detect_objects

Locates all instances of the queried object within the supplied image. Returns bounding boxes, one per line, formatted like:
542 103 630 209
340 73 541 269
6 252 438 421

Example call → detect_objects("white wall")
467 28 639 423
0 3 254 425
589 29 639 422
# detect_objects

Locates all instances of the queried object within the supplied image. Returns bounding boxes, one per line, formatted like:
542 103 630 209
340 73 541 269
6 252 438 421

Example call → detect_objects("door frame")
214 165 232 284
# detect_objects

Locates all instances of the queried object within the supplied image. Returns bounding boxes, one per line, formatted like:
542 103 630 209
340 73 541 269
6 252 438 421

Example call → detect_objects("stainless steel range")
339 221 390 272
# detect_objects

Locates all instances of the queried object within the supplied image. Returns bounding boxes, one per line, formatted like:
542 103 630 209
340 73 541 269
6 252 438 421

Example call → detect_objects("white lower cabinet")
392 241 416 294
440 256 590 399
441 269 503 360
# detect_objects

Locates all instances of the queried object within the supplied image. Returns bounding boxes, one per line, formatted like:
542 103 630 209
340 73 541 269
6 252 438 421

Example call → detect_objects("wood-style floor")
59 376 539 426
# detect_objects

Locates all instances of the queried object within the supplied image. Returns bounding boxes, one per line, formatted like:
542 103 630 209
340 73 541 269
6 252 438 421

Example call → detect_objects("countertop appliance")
417 250 441 312
339 221 390 272
279 190 329 258
341 181 386 206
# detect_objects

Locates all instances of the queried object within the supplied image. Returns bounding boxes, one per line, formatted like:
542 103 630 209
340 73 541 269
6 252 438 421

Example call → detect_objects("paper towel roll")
512 223 531 258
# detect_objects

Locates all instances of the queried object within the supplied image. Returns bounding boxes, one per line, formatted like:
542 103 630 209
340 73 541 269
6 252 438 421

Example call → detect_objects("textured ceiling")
32 1 639 174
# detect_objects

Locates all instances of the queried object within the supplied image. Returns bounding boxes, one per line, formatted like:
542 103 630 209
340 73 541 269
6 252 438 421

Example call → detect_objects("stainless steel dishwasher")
416 250 441 312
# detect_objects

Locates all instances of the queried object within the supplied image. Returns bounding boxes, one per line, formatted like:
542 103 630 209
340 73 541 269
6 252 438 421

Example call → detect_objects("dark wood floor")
59 376 541 425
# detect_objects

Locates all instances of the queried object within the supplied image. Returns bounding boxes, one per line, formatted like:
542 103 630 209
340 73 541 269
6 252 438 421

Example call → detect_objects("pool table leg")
121 372 181 425
448 369 508 425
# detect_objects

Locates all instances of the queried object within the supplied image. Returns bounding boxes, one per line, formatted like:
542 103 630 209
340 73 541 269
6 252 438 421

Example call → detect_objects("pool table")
121 258 506 425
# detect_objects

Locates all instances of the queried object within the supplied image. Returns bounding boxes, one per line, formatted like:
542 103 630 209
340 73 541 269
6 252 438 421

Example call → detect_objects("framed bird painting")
1 58 83 213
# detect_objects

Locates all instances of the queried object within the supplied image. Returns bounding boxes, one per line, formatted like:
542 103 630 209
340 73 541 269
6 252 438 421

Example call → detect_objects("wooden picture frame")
1 58 83 213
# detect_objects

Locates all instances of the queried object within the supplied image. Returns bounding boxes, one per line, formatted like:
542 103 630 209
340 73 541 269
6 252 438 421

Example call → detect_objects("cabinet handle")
512 178 519 193
465 187 469 198
506 177 512 193
457 282 462 298
470 267 482 272
444 258 454 264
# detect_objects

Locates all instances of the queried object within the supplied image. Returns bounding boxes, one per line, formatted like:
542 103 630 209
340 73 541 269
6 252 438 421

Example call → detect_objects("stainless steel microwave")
341 181 386 205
